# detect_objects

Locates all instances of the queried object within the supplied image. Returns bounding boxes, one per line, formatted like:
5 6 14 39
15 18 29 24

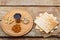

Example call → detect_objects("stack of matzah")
34 12 59 33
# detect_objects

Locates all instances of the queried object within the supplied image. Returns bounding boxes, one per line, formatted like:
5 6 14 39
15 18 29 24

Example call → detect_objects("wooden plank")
0 0 60 5
0 7 60 37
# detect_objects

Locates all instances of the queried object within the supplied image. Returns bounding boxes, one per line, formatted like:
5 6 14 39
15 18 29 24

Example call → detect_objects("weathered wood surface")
0 38 60 40
0 0 60 40
17 38 60 40
0 0 60 5
0 7 60 38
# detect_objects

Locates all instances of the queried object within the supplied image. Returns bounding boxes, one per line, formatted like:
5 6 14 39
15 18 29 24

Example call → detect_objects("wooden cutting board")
1 9 33 36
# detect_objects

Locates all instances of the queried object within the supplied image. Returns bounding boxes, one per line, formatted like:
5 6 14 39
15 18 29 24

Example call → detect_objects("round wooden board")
1 9 33 36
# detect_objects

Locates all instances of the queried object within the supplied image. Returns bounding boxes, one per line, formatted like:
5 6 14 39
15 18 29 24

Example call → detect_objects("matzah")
34 12 59 33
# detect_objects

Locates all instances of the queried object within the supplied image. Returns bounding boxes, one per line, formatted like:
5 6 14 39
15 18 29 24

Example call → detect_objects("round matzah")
1 9 33 36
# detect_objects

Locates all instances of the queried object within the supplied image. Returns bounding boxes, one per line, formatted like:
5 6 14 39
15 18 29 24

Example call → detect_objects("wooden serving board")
1 9 33 36
0 7 60 37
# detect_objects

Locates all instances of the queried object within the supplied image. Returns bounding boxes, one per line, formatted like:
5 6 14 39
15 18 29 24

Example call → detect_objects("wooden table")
0 38 60 40
0 0 60 40
0 7 60 40
0 0 60 5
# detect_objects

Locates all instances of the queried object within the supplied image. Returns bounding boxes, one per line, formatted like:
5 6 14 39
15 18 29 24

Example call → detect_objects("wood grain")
0 0 60 5
0 7 60 37
0 38 59 40
0 0 60 40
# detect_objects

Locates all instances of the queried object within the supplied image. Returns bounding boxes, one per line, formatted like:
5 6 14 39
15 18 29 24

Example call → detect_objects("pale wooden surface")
0 36 59 40
0 7 60 37
0 0 60 5
0 0 60 40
